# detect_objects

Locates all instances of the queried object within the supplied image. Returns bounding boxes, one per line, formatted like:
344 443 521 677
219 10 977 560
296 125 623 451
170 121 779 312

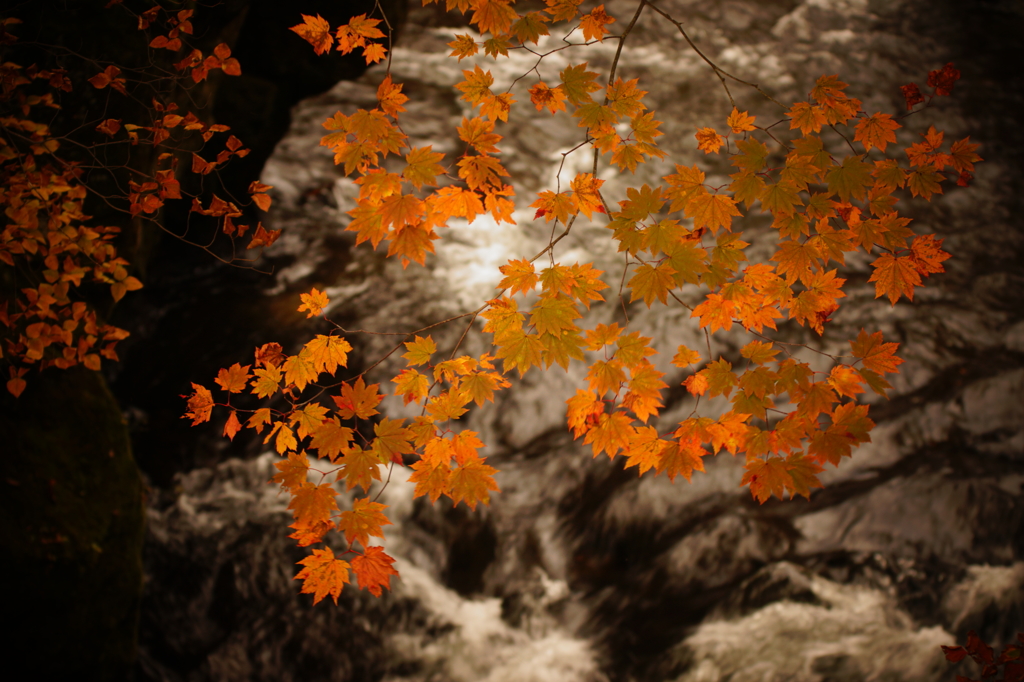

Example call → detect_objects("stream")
134 0 1024 680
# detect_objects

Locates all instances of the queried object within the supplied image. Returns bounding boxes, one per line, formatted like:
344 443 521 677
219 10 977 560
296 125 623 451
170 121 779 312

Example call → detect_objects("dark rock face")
0 368 145 681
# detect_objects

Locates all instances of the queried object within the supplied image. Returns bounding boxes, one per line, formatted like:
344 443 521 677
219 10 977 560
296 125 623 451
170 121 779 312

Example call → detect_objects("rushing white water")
138 0 1024 680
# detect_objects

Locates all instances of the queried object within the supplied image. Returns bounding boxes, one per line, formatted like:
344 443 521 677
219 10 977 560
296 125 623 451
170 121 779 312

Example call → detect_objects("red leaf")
350 545 399 596
900 82 925 109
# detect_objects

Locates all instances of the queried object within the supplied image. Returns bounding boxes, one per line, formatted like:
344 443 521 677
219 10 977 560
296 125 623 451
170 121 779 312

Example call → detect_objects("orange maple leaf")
685 192 741 233
587 322 624 350
402 335 437 366
458 155 509 191
333 377 382 420
528 81 568 114
298 288 329 318
377 75 408 117
449 34 479 60
282 352 317 392
827 365 865 399
337 498 392 549
629 262 676 307
295 547 350 605
250 364 282 399
388 223 439 268
579 4 615 41
337 446 384 491
222 410 242 441
351 546 399 597
183 383 214 425
949 137 981 173
457 65 494 107
584 411 635 458
498 258 539 295
457 116 502 154
289 519 333 547
214 362 251 393
695 127 724 154
658 437 706 482
909 234 950 276
531 190 575 224
786 102 827 135
288 483 339 535
303 335 352 376
371 417 414 463
362 42 387 65
683 373 709 396
480 93 515 122
726 107 756 134
622 427 663 475
854 112 900 152
291 14 334 55
403 146 446 189
449 450 499 509
741 457 791 503
409 438 453 502
560 62 602 105
692 293 736 333
271 451 311 492
309 418 353 461
849 329 903 375
566 389 604 438
868 252 922 304
570 172 605 219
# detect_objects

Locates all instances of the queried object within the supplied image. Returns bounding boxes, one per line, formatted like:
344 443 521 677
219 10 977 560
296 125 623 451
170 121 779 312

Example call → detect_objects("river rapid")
136 1 1024 680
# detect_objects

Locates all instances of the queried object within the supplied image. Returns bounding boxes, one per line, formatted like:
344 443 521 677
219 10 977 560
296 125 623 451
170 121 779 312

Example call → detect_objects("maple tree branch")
618 253 632 323
606 0 647 90
668 290 693 312
591 0 647 176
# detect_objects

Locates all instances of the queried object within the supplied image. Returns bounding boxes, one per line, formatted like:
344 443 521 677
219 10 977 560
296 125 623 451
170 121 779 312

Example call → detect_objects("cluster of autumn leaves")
942 630 1024 682
0 0 976 605
0 25 138 397
178 0 983 605
0 7 282 398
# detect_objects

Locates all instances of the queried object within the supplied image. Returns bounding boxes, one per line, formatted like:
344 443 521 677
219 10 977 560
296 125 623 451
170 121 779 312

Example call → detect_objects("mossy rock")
0 367 145 681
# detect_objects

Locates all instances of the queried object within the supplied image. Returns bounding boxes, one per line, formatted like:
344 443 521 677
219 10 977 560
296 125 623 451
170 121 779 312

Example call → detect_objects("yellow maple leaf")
449 451 499 509
448 34 479 60
726 107 756 134
403 146 446 189
298 287 329 318
570 172 605 219
498 258 538 295
303 335 352 376
283 352 317 391
456 65 494 107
